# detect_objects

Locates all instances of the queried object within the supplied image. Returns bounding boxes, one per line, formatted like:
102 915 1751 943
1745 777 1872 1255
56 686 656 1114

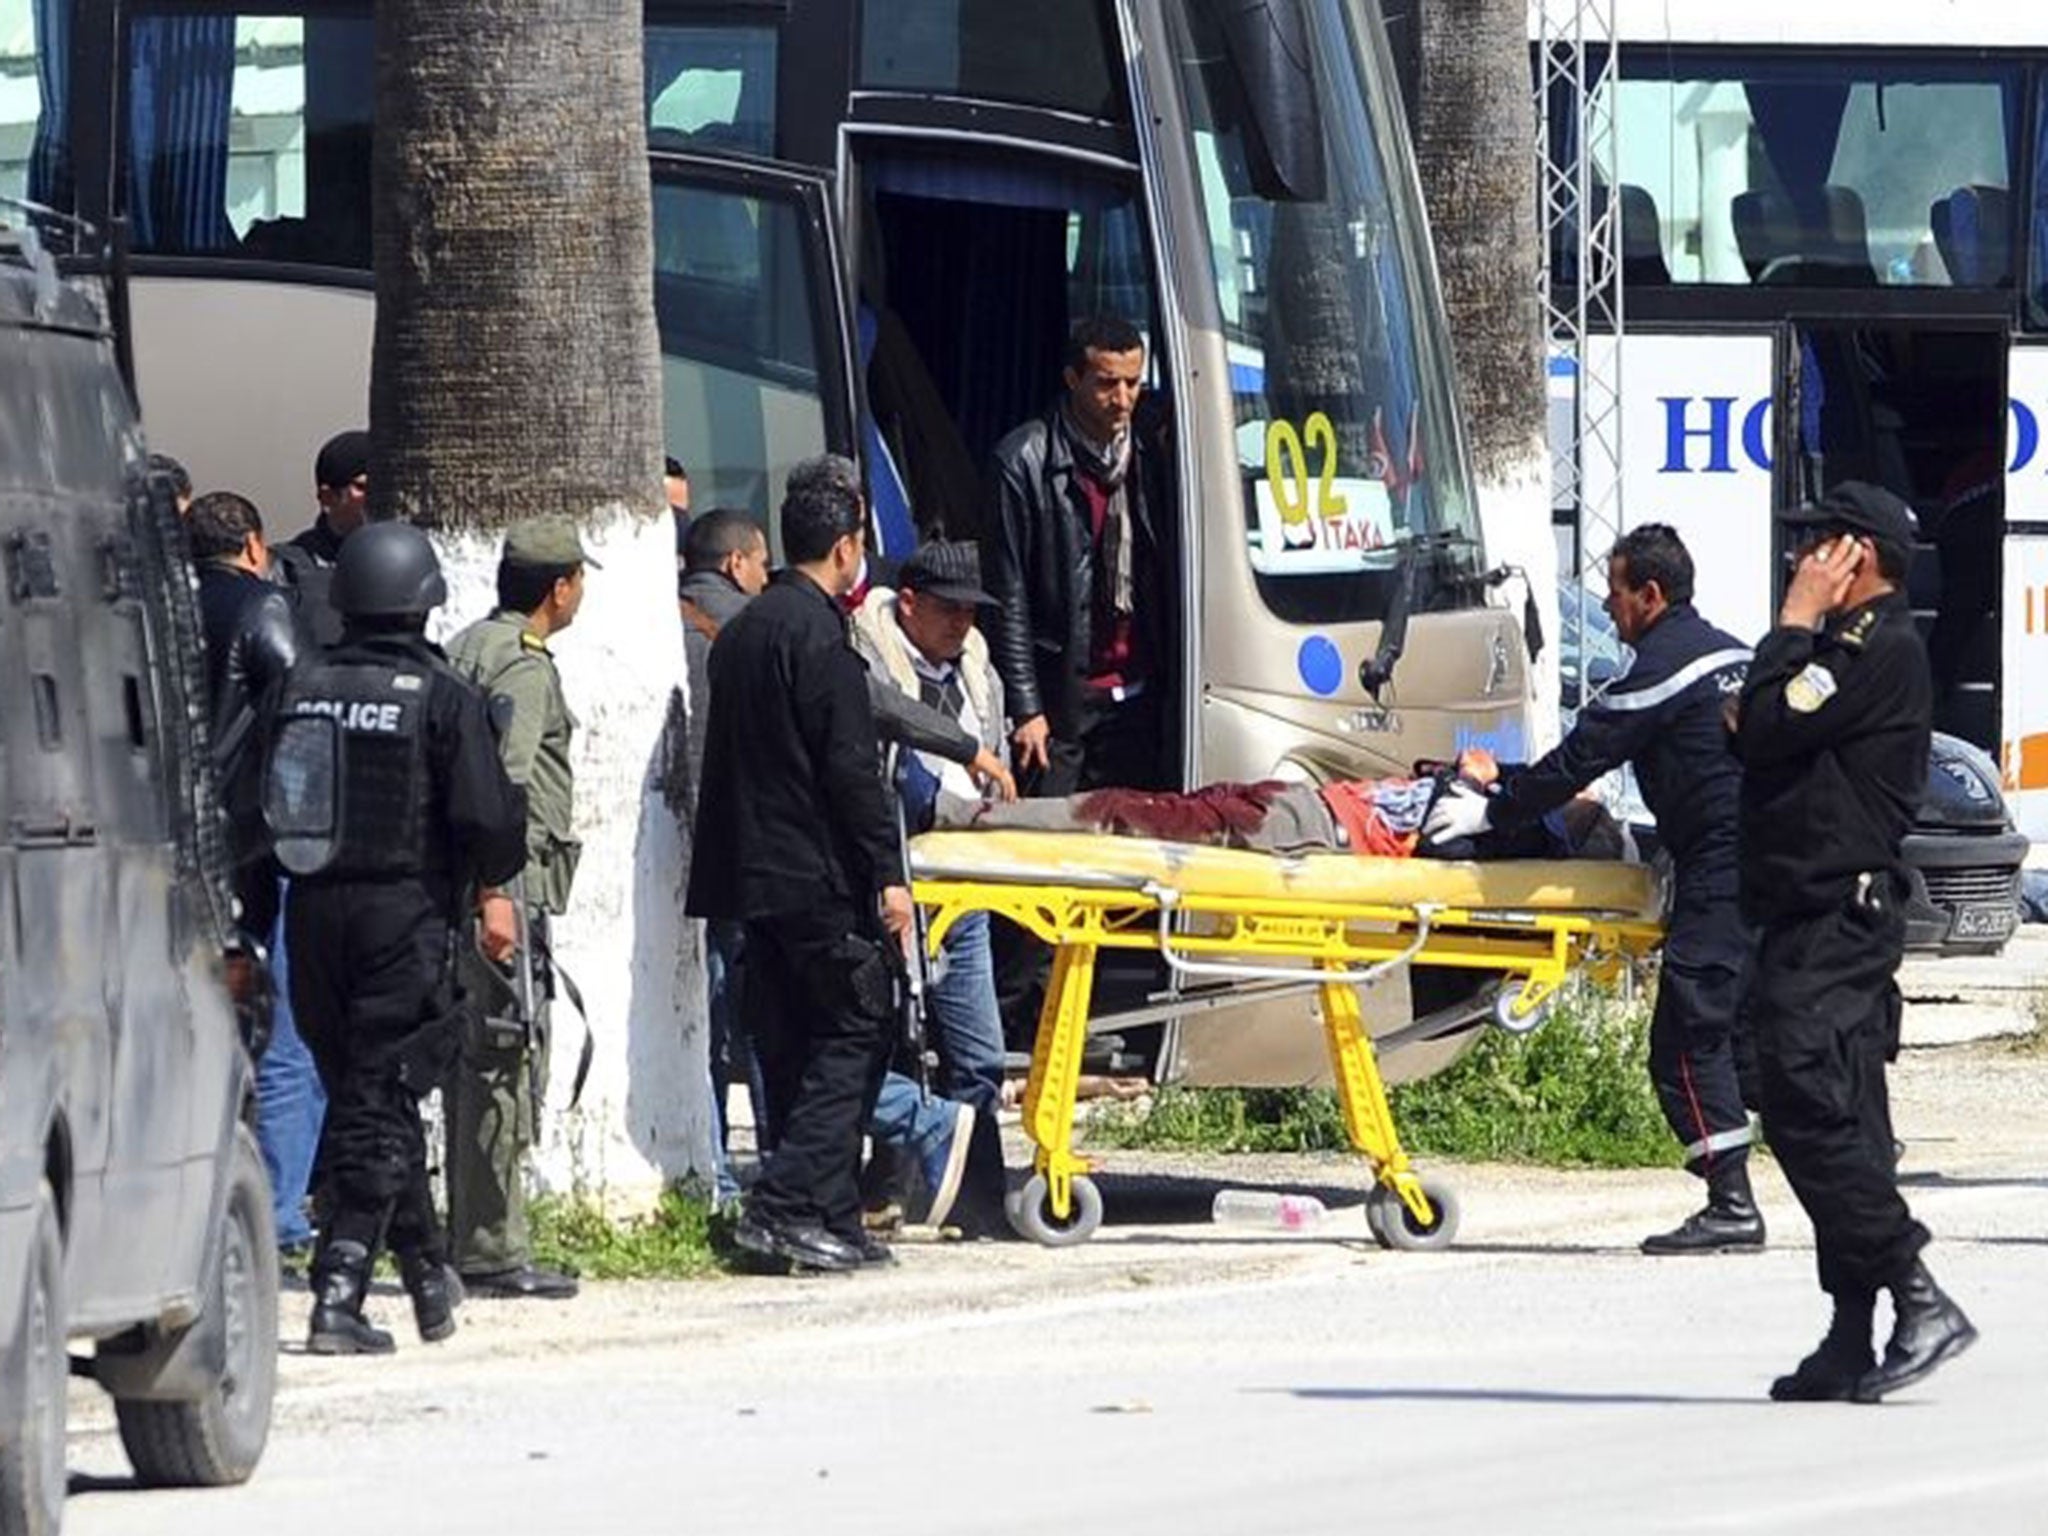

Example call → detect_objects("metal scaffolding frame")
1533 0 1623 719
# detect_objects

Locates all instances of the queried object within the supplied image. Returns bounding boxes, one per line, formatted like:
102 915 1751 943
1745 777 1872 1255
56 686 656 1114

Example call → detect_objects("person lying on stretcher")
911 748 1629 862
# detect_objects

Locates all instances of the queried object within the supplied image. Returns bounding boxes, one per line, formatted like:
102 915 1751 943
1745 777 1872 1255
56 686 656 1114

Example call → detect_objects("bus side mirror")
1211 0 1329 203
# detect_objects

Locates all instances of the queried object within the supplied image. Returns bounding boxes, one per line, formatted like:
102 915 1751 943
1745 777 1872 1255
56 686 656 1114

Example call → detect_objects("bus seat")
1616 184 1670 286
1930 185 2012 287
1575 183 1669 288
1732 186 1876 286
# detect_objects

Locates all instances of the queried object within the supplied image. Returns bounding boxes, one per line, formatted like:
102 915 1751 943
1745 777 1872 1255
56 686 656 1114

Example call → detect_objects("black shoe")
732 1210 862 1273
1853 1260 1978 1402
308 1240 397 1356
401 1255 464 1343
457 1263 580 1301
1641 1203 1766 1255
847 1229 896 1267
1771 1294 1875 1402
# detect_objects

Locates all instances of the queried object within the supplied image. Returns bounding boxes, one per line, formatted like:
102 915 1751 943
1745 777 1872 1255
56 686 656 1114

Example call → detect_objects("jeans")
255 892 326 1249
706 918 765 1202
868 912 1007 1210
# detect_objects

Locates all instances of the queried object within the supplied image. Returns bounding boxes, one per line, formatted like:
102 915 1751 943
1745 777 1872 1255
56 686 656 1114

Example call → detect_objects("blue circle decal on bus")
1297 635 1344 697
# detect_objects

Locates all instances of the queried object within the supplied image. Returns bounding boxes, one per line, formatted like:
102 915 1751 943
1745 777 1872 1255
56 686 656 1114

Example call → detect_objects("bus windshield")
1167 0 1476 626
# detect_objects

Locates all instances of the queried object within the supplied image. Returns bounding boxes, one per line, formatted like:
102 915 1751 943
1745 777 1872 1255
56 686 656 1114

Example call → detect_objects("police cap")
1779 480 1920 547
502 515 601 570
332 521 447 620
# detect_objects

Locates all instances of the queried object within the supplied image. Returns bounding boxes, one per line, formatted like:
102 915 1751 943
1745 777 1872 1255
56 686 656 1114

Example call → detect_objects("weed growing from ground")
529 1186 733 1280
1091 985 1680 1169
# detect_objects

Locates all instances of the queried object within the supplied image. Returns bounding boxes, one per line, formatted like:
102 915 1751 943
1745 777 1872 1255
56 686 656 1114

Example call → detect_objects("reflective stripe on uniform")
1681 1123 1755 1164
1603 647 1754 713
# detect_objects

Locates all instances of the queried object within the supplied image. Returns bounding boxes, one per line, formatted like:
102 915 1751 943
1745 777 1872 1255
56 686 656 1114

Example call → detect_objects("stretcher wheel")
1365 1180 1461 1252
1006 1173 1104 1247
1492 989 1551 1035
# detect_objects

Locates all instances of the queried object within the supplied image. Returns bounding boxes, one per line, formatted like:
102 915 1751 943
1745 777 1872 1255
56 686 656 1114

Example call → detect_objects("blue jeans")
868 913 1007 1207
926 912 1005 1115
256 892 327 1248
706 919 765 1203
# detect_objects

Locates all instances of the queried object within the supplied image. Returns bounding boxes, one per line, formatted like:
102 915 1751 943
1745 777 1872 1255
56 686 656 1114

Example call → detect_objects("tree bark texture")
378 3 710 1196
1413 0 1546 484
372 0 662 528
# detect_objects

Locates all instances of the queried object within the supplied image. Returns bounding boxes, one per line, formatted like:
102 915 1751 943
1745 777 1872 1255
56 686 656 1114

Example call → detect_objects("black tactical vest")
267 659 440 880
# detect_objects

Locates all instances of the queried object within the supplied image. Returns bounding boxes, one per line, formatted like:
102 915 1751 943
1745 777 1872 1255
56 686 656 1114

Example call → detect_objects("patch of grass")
529 1186 733 1281
1090 986 1680 1170
2008 996 2048 1057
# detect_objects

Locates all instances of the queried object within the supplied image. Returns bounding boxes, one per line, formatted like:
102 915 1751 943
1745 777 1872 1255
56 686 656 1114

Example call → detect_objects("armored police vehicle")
0 216 276 1535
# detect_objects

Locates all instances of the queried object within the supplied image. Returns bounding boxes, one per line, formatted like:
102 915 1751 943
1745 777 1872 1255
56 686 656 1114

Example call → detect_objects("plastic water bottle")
1211 1189 1330 1232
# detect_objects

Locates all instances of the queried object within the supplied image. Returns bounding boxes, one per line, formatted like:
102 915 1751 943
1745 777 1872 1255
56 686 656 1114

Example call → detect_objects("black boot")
1770 1292 1875 1401
308 1240 397 1356
1853 1260 1978 1402
400 1253 463 1344
1642 1160 1766 1255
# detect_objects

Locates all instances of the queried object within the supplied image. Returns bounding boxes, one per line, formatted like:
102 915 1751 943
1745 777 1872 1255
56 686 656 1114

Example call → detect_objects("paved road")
58 1046 2048 1536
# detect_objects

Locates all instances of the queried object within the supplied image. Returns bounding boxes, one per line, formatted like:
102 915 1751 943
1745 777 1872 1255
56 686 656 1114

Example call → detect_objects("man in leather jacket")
984 315 1171 796
191 490 305 938
273 429 371 649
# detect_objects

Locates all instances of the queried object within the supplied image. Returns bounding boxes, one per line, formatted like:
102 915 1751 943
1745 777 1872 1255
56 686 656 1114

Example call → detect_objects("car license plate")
1951 905 2017 941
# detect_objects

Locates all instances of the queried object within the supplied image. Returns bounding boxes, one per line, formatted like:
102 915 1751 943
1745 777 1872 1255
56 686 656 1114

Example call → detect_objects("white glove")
1423 782 1492 845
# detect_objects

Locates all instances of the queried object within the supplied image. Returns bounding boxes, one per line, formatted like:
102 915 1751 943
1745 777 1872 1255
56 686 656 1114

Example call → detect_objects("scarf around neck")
1059 403 1135 621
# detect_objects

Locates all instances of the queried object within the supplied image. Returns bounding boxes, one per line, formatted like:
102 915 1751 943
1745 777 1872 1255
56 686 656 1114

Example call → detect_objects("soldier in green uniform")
443 516 593 1299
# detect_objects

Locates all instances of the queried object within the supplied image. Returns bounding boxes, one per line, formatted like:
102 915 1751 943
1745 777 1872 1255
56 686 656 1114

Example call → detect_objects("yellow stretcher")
909 830 1665 1249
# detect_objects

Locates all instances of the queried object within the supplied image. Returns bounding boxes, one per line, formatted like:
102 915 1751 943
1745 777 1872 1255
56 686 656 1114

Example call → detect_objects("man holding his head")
685 459 913 1273
1733 482 1976 1403
1426 524 1760 1256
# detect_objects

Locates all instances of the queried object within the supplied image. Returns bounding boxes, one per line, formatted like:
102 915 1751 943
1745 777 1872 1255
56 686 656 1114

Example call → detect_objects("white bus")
1536 0 2040 944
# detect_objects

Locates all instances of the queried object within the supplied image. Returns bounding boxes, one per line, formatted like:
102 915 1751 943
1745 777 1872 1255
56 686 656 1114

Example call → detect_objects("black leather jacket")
198 563 304 867
983 407 1167 731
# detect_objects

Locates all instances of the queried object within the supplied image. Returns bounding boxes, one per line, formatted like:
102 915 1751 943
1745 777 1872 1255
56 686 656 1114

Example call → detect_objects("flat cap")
897 540 995 606
502 514 601 569
1779 480 1920 546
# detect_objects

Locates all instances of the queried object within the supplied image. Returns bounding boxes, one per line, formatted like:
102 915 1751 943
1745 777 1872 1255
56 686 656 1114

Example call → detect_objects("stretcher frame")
913 862 1664 1248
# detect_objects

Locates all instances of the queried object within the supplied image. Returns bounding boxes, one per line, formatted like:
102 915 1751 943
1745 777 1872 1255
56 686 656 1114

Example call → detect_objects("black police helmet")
331 521 447 620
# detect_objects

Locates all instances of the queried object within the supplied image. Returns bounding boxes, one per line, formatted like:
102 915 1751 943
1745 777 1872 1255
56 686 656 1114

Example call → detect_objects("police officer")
685 458 912 1274
275 522 527 1354
1733 481 1976 1402
1426 525 1762 1253
443 517 591 1301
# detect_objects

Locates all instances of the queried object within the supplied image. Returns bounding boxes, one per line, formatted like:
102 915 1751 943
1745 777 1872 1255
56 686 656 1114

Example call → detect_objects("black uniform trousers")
289 879 453 1264
1751 886 1928 1298
1650 878 1756 1176
742 903 895 1237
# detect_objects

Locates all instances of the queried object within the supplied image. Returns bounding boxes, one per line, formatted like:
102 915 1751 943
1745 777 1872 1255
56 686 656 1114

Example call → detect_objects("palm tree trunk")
373 0 711 1199
1414 0 1559 739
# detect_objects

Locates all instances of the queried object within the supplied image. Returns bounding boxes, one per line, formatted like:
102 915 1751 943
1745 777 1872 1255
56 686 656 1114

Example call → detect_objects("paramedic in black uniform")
1426 525 1762 1254
283 522 527 1354
1733 481 1977 1403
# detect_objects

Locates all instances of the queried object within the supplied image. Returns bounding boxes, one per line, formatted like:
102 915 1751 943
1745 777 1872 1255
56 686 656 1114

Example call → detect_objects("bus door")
647 150 867 556
1776 316 2008 753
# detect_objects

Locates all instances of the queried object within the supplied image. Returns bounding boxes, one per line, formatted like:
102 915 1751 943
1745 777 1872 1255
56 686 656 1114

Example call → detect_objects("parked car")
0 219 276 1536
1558 582 2025 956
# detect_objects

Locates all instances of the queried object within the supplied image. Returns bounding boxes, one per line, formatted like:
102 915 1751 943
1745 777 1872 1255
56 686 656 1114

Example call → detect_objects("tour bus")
1536 0 2039 944
6 0 1541 1083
